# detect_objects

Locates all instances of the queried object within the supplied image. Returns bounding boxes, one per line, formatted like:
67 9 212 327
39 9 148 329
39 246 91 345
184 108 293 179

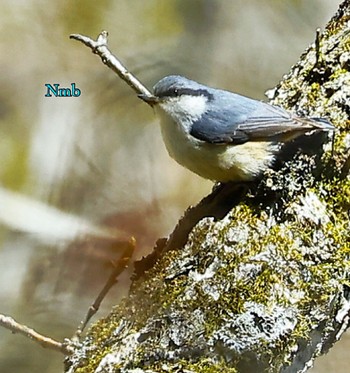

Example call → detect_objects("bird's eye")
163 87 180 98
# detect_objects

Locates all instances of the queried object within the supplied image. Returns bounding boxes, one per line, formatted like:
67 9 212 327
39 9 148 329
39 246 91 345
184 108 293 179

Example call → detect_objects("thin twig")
0 313 74 355
315 27 321 66
73 238 136 340
70 31 153 100
341 151 350 178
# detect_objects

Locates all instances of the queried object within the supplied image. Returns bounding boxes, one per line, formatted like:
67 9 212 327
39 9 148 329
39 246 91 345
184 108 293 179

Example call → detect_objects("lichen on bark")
65 2 350 372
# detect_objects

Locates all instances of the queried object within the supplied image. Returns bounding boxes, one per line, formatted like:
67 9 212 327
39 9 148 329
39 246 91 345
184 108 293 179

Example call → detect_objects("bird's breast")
156 108 278 182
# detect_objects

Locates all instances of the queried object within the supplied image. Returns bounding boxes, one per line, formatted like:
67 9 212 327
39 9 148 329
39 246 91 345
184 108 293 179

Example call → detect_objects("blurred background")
0 1 346 372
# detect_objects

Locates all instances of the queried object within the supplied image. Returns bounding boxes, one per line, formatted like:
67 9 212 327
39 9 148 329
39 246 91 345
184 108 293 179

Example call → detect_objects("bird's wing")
190 99 330 145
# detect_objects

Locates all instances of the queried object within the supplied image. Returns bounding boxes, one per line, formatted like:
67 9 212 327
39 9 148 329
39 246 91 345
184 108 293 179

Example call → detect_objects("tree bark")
65 1 350 372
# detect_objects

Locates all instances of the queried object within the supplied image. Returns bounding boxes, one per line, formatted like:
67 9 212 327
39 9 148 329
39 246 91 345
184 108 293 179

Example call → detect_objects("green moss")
145 359 238 373
322 177 350 215
66 5 350 370
69 172 350 371
329 68 349 80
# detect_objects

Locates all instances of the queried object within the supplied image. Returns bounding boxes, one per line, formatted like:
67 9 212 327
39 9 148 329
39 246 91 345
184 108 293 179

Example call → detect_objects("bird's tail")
309 117 335 131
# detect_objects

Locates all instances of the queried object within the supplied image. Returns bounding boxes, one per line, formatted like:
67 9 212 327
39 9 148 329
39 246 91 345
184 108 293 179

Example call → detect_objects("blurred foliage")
0 137 28 190
0 1 344 373
59 0 112 34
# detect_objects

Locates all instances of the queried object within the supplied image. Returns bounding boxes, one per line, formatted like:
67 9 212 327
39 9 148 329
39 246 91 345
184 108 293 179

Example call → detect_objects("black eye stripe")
156 87 214 100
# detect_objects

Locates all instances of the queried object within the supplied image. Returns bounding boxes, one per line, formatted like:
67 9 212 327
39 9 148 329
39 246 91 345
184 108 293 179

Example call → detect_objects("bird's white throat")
158 95 208 132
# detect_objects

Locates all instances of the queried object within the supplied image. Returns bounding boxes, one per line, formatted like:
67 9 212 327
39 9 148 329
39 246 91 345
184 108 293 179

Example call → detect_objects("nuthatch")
139 76 334 182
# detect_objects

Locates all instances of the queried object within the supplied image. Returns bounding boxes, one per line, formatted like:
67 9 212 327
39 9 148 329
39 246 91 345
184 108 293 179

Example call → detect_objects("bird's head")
139 75 213 124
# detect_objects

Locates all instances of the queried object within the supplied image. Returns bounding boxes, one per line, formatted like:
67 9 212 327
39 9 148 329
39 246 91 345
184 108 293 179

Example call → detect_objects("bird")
139 75 334 182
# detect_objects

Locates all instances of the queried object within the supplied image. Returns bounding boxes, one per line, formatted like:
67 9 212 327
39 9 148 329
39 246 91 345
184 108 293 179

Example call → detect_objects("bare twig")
0 313 74 355
73 238 136 340
70 31 153 100
315 27 321 65
341 151 350 178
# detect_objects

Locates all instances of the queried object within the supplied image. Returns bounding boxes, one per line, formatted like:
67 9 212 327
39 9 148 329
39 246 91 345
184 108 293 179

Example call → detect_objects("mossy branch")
66 1 350 372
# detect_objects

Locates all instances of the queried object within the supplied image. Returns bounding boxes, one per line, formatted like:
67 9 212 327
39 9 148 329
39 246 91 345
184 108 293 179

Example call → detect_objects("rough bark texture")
65 2 350 372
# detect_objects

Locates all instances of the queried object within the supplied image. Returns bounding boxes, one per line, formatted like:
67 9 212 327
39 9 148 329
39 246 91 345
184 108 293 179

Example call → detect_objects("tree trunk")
65 1 350 372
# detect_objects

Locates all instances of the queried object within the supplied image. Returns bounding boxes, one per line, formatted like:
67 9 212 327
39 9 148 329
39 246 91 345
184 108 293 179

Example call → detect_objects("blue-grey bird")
139 76 334 182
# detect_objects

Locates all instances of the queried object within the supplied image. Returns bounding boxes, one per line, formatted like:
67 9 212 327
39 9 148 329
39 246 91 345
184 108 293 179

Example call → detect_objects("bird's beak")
138 94 159 107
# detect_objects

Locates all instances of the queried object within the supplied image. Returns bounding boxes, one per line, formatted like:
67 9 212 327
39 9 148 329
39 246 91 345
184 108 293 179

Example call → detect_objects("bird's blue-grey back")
153 75 333 145
152 75 334 182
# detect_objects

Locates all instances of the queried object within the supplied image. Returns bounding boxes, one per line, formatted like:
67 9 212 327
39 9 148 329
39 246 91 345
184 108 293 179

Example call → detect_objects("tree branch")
66 2 350 372
73 238 136 339
70 31 153 100
0 314 74 355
